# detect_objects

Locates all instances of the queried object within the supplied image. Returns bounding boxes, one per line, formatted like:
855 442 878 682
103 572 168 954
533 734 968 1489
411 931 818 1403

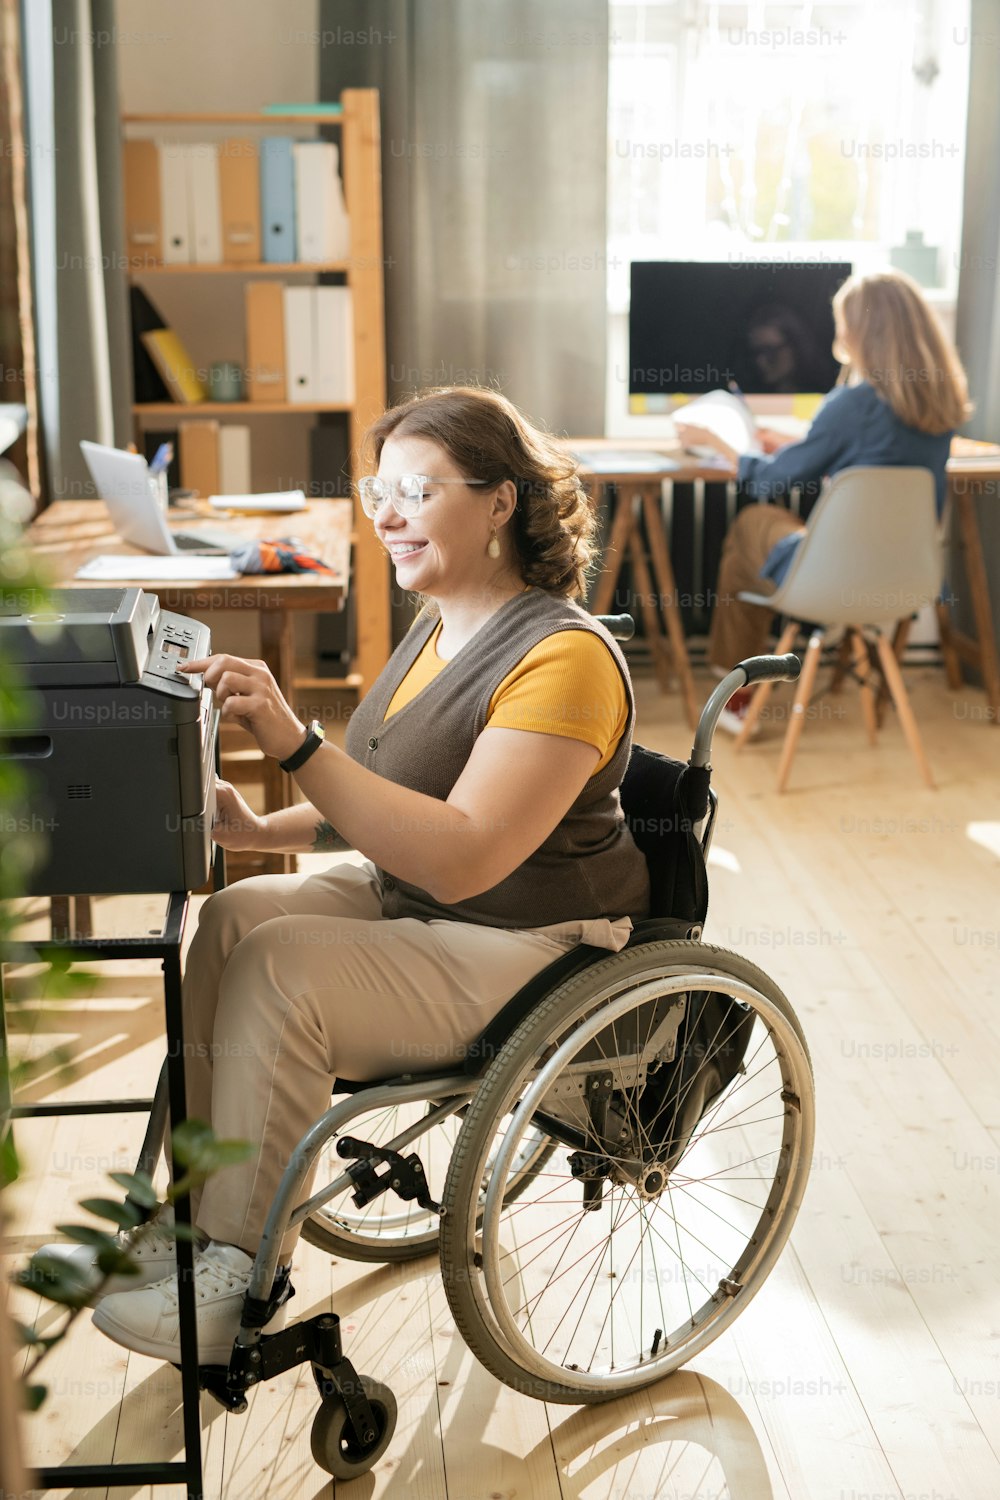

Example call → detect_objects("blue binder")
261 137 297 263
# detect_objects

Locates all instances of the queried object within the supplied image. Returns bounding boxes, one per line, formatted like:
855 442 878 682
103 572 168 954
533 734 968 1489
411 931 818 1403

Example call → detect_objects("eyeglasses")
356 474 490 520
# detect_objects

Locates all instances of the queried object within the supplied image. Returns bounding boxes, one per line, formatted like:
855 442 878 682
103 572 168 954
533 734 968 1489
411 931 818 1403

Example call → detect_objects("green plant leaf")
95 1247 140 1276
107 1170 159 1209
170 1119 215 1168
191 1139 255 1172
78 1197 143 1230
17 1255 92 1308
53 1224 122 1251
0 1126 20 1188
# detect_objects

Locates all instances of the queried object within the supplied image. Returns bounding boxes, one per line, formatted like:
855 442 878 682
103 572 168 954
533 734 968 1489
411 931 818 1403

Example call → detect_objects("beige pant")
709 504 806 671
181 858 630 1263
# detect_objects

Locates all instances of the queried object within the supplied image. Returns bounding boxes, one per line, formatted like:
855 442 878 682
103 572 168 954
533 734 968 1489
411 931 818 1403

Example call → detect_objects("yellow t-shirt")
384 622 628 775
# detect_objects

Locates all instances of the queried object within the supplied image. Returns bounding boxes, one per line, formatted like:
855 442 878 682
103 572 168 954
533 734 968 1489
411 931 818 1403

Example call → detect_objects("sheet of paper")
75 554 240 581
672 390 763 456
208 490 307 512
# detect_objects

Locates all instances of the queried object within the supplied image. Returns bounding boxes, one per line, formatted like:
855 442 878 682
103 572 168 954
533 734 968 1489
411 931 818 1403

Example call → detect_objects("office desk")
24 498 353 877
568 439 747 730
567 436 1000 726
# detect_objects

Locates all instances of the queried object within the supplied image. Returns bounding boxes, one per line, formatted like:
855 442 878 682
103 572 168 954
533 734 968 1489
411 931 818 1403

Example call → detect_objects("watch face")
311 719 326 742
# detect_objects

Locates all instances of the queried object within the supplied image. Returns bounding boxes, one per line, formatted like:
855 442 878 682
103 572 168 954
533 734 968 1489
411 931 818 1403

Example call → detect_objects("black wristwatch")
278 719 326 773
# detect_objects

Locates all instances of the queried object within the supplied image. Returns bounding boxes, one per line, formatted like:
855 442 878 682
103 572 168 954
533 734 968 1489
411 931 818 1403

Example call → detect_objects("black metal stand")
1 890 207 1498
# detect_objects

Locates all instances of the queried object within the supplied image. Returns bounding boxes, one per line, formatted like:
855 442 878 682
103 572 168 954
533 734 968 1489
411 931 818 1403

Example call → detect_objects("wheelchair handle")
594 613 636 642
691 652 802 768
739 652 801 685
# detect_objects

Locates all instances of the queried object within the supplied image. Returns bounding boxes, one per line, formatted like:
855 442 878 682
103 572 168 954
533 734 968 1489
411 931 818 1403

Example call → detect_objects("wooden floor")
5 660 1000 1499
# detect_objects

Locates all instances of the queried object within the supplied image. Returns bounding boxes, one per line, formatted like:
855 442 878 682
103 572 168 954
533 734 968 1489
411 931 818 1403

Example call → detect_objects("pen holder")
149 469 169 513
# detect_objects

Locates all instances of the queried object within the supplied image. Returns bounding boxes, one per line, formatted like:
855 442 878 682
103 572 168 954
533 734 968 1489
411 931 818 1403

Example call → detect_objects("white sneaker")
35 1203 196 1301
92 1241 291 1365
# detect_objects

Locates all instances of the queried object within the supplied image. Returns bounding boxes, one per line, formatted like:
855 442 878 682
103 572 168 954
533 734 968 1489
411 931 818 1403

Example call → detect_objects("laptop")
80 441 242 556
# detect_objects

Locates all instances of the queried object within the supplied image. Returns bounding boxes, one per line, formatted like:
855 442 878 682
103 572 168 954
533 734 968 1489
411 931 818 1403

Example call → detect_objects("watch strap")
279 720 325 773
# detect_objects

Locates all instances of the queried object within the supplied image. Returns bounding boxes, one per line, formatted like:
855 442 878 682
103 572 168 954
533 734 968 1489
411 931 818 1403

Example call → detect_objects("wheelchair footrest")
337 1135 440 1214
198 1311 353 1412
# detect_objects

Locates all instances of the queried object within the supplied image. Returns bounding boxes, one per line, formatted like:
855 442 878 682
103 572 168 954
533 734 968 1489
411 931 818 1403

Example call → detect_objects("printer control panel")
142 609 212 696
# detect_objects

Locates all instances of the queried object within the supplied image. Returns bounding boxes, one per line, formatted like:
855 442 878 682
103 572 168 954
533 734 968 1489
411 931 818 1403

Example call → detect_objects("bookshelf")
121 89 390 694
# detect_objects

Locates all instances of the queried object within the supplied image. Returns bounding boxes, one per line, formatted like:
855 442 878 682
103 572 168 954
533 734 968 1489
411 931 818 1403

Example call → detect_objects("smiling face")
374 433 518 601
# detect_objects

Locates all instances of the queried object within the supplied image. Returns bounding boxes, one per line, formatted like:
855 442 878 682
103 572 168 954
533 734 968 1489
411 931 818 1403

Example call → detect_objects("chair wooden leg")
851 629 878 746
776 629 824 793
874 633 935 789
874 615 913 727
735 620 798 750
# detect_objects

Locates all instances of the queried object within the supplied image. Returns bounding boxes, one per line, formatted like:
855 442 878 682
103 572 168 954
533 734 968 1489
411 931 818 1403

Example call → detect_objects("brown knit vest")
343 587 651 928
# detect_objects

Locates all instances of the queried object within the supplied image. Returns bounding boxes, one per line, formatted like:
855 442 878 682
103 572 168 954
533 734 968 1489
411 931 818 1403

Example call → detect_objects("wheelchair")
133 622 813 1481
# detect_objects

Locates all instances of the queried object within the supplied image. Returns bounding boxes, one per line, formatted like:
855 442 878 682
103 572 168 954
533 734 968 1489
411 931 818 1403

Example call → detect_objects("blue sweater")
737 382 953 586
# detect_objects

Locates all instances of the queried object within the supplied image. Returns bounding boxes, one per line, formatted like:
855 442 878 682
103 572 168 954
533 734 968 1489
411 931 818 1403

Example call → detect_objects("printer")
0 587 218 895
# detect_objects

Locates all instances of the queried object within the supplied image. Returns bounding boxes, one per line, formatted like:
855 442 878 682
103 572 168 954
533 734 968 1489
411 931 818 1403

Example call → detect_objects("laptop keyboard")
173 532 228 552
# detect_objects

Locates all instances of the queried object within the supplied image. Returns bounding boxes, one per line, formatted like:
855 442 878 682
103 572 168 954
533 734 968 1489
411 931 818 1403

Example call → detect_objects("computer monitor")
628 260 853 410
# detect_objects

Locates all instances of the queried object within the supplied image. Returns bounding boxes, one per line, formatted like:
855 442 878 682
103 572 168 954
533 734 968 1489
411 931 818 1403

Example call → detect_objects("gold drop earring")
487 526 501 559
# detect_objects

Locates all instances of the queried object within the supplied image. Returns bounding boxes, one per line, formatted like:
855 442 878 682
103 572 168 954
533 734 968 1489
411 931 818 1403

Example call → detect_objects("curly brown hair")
363 386 598 600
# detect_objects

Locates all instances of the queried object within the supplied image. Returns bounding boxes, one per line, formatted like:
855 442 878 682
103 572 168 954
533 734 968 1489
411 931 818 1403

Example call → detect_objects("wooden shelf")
129 261 349 275
125 89 389 694
123 111 343 126
133 401 354 415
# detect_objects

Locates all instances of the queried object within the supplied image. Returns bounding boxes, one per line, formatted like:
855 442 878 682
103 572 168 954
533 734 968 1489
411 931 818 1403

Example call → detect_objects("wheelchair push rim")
440 942 814 1401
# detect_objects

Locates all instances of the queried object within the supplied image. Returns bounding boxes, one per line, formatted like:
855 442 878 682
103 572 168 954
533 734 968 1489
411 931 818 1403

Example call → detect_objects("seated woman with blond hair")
675 268 972 732
41 385 651 1362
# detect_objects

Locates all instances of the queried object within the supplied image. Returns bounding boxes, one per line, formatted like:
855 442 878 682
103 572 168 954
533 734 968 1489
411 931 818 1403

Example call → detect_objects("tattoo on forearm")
312 818 348 852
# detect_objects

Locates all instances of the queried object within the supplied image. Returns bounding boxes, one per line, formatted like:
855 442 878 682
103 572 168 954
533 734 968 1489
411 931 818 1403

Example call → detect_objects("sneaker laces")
156 1243 252 1310
117 1205 179 1259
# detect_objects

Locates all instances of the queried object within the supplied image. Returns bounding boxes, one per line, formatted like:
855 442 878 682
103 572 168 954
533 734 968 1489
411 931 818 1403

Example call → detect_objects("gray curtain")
319 0 609 436
21 0 131 504
953 0 1000 643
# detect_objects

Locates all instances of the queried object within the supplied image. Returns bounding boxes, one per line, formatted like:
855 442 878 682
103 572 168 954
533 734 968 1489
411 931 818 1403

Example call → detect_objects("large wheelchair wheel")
302 1092 554 1263
439 940 814 1403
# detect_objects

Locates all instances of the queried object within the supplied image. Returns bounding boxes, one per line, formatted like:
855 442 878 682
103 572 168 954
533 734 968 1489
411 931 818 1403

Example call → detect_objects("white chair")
734 467 941 791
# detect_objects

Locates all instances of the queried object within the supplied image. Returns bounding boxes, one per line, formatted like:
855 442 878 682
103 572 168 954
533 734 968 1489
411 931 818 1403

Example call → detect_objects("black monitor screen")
628 260 853 402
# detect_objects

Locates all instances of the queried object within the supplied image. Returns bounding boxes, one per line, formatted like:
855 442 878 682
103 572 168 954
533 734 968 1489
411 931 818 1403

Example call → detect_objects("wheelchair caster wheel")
310 1374 397 1479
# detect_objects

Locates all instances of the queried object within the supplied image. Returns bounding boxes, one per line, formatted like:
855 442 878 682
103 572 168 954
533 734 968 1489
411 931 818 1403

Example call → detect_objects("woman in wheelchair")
54 386 655 1362
674 267 971 734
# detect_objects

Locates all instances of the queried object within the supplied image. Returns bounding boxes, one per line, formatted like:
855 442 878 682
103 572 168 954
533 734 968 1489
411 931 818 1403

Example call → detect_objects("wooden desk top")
24 498 354 613
564 434 1000 485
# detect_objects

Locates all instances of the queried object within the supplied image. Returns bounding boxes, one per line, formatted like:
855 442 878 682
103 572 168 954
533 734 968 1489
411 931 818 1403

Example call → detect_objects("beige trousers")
180 858 632 1263
708 504 806 671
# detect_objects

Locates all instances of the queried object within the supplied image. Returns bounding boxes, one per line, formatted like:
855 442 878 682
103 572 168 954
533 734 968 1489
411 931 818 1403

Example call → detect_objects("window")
608 0 970 311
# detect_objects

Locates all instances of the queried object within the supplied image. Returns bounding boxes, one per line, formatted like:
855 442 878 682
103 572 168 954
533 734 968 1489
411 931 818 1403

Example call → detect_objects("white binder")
314 286 355 404
159 143 191 263
189 143 223 264
293 142 350 263
283 285 316 403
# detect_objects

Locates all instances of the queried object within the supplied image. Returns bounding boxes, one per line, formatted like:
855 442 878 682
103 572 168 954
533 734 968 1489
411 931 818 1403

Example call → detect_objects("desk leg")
591 483 634 616
936 600 964 690
956 490 1000 718
641 488 699 730
628 524 673 695
162 943 205 1500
